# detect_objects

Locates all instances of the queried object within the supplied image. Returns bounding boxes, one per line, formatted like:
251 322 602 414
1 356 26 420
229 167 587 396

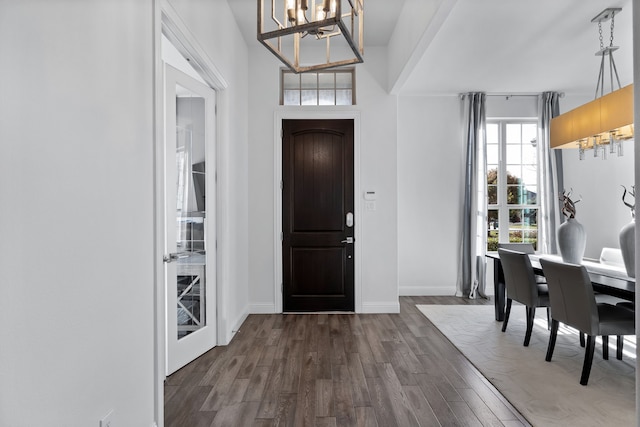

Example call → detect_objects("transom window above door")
280 68 355 106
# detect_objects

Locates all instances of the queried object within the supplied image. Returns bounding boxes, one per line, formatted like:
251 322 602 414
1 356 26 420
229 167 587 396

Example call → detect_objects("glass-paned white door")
164 64 216 375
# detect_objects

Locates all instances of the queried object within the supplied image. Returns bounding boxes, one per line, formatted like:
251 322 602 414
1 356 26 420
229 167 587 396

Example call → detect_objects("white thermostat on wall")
364 191 376 201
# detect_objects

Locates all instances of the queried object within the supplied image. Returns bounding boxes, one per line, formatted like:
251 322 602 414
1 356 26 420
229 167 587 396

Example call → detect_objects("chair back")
498 248 539 306
498 243 535 254
539 258 599 335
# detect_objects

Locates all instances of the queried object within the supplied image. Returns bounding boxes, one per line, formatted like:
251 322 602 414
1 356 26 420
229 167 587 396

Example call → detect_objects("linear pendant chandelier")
257 0 364 73
550 7 634 160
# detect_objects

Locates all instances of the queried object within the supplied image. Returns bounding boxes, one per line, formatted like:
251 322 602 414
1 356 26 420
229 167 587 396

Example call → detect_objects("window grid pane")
336 89 352 105
281 69 355 106
318 73 334 89
283 73 300 90
318 90 335 105
301 90 317 105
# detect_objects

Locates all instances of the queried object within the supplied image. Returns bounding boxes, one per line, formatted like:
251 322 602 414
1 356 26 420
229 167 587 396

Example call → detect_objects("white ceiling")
229 0 634 96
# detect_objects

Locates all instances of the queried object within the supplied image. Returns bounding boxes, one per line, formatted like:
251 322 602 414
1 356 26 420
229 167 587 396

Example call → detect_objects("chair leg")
579 332 585 347
546 319 559 362
617 335 624 360
502 299 512 332
524 306 536 346
580 335 596 386
546 307 551 330
602 336 609 360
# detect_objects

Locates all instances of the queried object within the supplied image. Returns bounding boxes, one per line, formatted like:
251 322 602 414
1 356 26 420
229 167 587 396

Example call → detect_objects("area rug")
416 304 636 427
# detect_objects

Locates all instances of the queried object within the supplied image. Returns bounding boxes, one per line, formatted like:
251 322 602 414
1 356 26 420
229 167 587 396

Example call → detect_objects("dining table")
486 252 636 321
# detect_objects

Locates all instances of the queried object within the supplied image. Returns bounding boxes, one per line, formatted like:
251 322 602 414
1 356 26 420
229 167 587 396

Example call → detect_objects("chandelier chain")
610 13 615 47
598 21 604 50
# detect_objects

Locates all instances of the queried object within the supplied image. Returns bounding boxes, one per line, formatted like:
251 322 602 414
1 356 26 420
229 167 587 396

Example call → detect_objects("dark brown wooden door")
282 119 355 312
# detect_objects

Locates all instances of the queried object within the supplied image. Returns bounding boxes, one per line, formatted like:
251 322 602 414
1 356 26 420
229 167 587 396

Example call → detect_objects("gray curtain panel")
538 92 563 255
457 93 487 299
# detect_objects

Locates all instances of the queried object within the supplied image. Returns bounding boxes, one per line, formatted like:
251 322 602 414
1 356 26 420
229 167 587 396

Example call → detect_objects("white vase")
557 218 586 264
619 219 635 278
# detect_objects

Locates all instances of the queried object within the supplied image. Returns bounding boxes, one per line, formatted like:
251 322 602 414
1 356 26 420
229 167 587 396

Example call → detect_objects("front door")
282 119 355 312
164 64 217 374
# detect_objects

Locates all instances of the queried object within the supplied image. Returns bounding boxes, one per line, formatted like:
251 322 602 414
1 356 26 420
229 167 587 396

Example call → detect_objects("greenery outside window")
280 68 355 106
487 120 539 251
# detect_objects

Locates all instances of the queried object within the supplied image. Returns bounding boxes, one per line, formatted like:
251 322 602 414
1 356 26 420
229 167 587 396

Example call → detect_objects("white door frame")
274 110 362 314
153 0 229 425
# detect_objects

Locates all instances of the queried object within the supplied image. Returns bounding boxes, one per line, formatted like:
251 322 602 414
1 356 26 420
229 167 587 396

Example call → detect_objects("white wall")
561 137 635 260
0 1 155 426
387 0 454 92
0 1 251 425
247 46 399 313
397 96 463 295
167 0 251 342
398 95 543 296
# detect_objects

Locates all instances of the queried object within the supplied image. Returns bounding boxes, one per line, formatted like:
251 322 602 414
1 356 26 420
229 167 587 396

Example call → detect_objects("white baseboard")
249 303 277 314
223 306 249 345
399 285 456 296
249 302 403 314
360 301 400 313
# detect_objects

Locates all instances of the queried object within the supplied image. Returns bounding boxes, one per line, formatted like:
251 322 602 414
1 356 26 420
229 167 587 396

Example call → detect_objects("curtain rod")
487 93 565 98
459 93 565 99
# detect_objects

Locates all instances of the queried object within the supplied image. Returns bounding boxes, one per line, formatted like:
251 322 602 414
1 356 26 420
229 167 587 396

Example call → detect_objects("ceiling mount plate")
591 7 622 23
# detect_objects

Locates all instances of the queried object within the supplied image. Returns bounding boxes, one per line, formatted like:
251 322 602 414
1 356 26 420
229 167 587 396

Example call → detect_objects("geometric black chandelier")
258 0 364 73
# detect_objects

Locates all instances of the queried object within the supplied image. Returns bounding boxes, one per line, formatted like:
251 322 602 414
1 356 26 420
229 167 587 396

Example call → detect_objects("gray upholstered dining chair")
498 248 551 346
498 243 546 284
497 242 535 254
540 258 635 386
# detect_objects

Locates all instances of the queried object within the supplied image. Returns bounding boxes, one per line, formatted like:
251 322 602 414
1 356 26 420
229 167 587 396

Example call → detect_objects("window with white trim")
280 68 355 106
486 120 539 251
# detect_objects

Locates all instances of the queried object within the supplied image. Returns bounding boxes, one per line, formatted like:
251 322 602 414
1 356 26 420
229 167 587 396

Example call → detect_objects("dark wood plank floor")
164 296 530 426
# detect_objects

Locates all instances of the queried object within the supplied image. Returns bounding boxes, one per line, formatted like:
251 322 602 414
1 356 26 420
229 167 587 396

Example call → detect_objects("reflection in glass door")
165 64 216 375
175 125 205 339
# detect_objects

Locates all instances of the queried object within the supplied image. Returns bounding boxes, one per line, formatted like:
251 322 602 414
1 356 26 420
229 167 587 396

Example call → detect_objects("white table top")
530 254 635 283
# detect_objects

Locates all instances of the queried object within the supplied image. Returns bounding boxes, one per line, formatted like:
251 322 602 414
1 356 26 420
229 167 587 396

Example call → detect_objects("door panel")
283 119 354 312
164 64 216 375
291 248 345 295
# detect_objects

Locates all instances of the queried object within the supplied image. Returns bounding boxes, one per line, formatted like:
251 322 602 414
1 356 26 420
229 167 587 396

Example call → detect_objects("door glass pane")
506 166 523 205
175 85 206 339
486 144 499 164
506 144 522 164
506 123 522 144
508 208 524 243
488 209 499 251
487 166 498 204
523 208 538 250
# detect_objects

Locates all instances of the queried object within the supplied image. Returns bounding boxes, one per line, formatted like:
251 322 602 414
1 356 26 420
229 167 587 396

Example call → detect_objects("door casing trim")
154 0 230 425
274 110 362 314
